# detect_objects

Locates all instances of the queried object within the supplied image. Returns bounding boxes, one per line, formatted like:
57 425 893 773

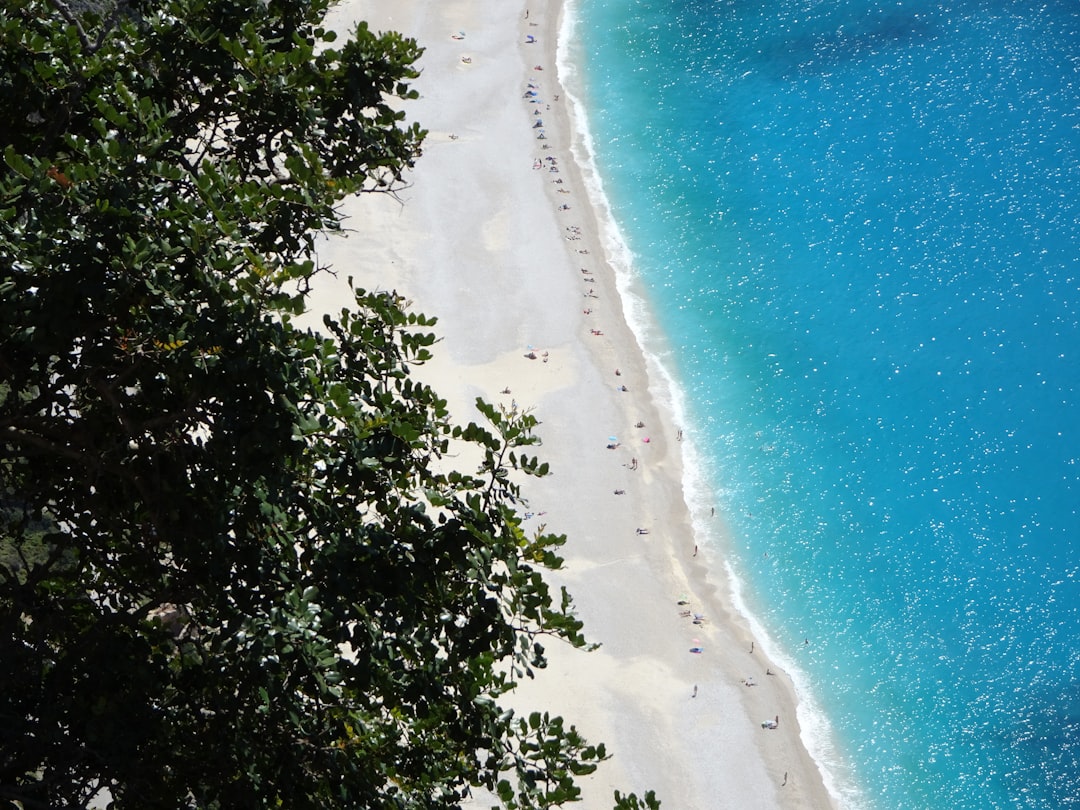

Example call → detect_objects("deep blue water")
566 0 1080 806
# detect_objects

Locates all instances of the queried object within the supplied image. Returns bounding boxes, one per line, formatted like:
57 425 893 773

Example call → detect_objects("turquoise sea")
561 0 1080 807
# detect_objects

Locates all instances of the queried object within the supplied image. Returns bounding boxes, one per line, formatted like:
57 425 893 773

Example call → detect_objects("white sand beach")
308 1 837 807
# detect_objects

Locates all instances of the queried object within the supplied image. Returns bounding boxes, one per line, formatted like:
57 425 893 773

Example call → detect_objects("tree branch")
46 0 89 52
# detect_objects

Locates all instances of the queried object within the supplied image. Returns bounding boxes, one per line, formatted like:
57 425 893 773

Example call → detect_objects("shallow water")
567 0 1080 806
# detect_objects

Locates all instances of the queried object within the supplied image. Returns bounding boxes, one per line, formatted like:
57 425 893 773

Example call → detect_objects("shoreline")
311 0 838 807
540 4 841 804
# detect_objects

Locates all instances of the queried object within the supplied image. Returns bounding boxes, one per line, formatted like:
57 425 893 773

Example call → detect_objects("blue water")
566 0 1080 806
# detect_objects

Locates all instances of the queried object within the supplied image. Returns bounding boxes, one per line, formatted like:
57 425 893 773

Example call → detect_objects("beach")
308 1 837 807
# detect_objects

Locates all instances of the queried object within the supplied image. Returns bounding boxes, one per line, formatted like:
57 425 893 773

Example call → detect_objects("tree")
0 0 656 807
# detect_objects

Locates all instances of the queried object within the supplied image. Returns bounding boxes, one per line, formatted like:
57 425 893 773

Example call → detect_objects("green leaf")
3 146 34 178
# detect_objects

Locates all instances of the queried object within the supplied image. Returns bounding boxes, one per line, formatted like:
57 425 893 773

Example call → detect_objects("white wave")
558 5 865 807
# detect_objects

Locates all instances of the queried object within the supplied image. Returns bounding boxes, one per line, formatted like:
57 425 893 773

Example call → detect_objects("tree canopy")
0 0 658 807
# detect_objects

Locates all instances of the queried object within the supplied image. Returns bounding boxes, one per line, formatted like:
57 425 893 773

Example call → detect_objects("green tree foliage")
0 0 656 807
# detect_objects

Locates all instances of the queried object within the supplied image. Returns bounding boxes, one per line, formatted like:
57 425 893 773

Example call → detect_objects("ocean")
560 0 1080 807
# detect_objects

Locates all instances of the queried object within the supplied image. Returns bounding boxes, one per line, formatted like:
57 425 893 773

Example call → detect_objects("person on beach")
635 528 649 535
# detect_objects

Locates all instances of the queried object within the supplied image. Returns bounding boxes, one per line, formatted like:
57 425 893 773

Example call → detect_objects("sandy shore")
308 1 837 807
